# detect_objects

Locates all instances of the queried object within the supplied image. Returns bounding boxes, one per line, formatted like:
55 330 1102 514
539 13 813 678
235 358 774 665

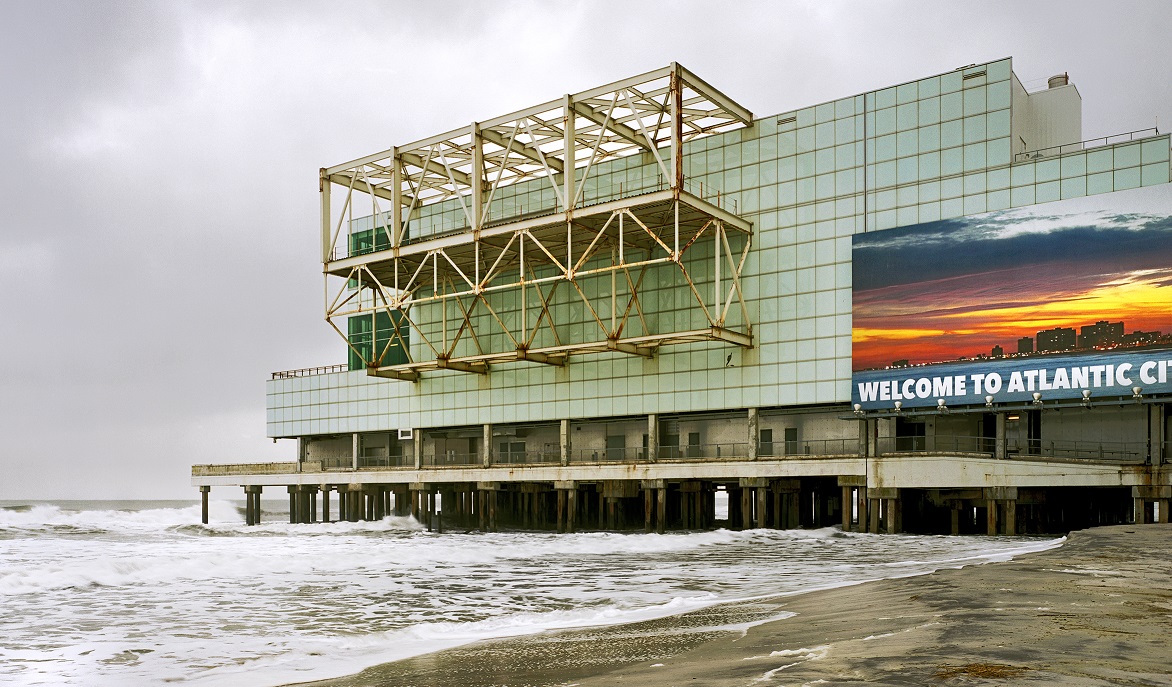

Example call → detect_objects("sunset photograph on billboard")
852 184 1172 409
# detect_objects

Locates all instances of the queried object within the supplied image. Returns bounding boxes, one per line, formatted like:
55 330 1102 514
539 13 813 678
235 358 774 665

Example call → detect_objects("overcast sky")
1 1 1169 500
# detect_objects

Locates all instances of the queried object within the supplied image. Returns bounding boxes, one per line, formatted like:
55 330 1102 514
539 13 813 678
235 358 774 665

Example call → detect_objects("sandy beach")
300 525 1172 687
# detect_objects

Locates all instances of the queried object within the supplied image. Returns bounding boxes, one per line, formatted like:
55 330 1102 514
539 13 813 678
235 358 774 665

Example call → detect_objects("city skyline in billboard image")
853 184 1172 373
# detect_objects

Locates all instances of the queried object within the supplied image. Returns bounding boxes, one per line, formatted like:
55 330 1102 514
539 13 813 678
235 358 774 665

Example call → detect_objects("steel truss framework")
320 63 755 382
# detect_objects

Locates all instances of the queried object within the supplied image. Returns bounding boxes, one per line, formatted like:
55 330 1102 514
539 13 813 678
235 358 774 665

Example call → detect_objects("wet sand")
296 524 1172 687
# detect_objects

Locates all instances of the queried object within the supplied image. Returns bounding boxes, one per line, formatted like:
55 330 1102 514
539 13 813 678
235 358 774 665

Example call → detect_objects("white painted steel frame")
319 63 755 381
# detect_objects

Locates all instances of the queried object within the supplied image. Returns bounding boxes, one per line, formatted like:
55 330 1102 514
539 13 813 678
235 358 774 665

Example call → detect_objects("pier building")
194 58 1172 534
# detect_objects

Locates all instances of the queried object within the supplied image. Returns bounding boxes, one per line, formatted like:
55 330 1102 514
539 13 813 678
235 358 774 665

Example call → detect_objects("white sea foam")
0 500 1064 687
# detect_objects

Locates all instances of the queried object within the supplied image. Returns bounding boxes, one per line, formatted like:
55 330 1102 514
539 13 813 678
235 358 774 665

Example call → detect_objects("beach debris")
934 663 1030 679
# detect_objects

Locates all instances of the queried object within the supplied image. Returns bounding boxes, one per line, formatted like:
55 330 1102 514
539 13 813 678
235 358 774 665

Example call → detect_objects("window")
499 441 526 463
605 435 625 461
784 427 799 455
895 418 926 451
759 428 774 456
659 433 680 459
348 310 410 371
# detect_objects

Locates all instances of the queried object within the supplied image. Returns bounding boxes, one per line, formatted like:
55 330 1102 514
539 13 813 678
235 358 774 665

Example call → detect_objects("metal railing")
495 450 561 466
327 172 750 262
1013 127 1160 163
271 364 349 380
877 435 993 456
760 437 860 457
357 454 412 469
192 462 299 476
568 446 646 464
682 178 739 214
873 434 1146 463
421 452 480 468
659 442 749 461
1005 438 1145 463
320 456 353 471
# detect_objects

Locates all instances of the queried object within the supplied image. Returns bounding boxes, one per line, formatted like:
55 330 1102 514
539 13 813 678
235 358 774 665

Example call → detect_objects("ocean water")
0 499 1062 686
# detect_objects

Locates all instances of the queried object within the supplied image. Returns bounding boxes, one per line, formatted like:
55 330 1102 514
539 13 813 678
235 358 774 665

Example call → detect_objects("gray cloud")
1 0 1170 498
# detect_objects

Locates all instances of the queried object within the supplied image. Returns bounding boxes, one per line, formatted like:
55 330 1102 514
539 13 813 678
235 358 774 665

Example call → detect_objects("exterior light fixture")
937 398 949 413
1132 386 1143 399
1081 389 1092 408
894 400 902 413
853 403 865 417
1032 392 1043 407
985 395 994 408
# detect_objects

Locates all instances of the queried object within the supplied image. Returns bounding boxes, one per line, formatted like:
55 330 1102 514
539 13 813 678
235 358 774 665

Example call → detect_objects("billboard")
852 183 1172 410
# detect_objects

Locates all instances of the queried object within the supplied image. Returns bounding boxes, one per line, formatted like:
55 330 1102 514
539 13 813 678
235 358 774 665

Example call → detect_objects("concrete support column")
643 489 653 532
1005 499 1017 535
756 486 768 529
555 481 575 534
413 433 423 470
857 487 868 533
656 487 666 534
950 505 961 535
560 419 571 466
837 477 865 532
739 478 765 529
477 482 499 532
841 486 852 531
1158 500 1170 524
868 498 880 533
867 419 879 457
567 487 577 532
352 433 360 470
984 487 1017 534
995 412 1007 459
200 486 210 525
747 408 759 460
647 414 658 463
322 486 331 523
870 487 898 534
244 486 263 526
482 424 493 468
288 486 297 524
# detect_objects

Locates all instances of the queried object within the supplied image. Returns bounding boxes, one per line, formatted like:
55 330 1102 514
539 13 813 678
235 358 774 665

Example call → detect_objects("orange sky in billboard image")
851 185 1172 372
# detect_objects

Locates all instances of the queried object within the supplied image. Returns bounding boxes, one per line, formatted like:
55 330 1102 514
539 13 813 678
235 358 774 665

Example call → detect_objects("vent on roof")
1048 72 1069 89
962 70 987 80
777 115 797 126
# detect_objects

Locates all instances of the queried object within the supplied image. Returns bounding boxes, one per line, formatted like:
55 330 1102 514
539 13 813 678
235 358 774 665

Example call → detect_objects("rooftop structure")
322 64 754 380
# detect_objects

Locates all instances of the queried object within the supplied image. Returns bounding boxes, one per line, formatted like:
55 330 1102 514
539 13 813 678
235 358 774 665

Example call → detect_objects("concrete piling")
206 470 1157 535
